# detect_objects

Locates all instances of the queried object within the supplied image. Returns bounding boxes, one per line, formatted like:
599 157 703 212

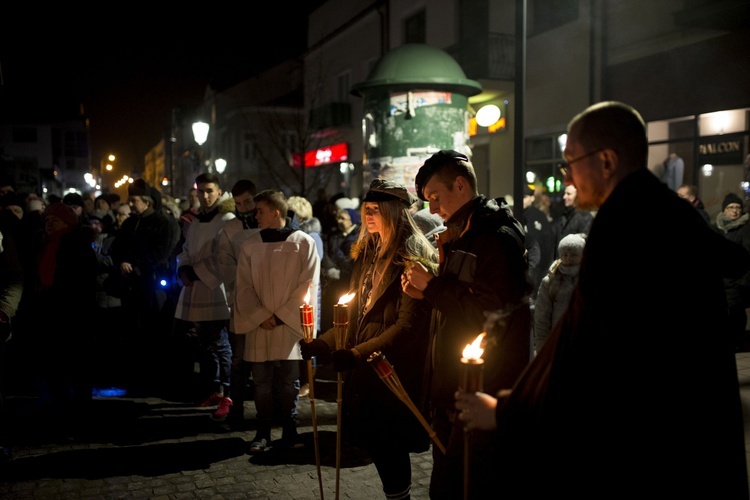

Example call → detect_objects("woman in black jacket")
302 179 438 500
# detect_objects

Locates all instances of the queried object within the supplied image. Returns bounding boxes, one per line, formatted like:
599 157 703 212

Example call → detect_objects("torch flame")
338 292 356 305
462 332 486 360
304 285 311 305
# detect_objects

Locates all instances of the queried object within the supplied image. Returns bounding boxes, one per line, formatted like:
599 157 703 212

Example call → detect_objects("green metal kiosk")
351 43 482 195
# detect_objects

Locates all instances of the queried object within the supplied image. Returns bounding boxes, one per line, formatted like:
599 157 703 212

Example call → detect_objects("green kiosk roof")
351 43 482 97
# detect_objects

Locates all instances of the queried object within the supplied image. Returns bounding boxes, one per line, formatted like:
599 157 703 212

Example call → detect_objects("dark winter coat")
496 168 750 499
422 195 531 413
318 237 433 453
554 206 593 257
521 204 555 296
714 212 750 309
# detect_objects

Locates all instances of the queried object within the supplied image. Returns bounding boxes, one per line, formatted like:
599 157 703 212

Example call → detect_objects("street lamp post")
192 121 210 179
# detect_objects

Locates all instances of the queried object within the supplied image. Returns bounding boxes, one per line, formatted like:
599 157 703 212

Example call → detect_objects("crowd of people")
0 100 749 499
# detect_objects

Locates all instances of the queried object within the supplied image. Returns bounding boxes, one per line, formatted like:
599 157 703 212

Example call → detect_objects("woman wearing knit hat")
714 192 750 349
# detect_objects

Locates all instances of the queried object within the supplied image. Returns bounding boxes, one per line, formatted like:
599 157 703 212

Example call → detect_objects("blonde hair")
351 199 438 294
287 196 313 221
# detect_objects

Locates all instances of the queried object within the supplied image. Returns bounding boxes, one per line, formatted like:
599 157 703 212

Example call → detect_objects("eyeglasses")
559 148 606 178
725 205 743 212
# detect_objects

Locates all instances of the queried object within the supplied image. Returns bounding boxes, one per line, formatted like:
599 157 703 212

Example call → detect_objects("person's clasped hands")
178 265 200 287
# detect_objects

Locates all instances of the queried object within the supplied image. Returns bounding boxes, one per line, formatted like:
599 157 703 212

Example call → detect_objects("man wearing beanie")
714 192 750 350
111 178 177 393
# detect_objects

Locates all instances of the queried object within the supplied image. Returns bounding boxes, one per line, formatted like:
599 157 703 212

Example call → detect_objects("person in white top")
174 172 235 421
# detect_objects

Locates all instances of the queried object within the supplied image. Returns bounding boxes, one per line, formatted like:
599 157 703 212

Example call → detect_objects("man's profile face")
423 174 464 222
255 201 278 229
563 186 577 207
563 126 604 211
128 196 149 215
197 182 221 210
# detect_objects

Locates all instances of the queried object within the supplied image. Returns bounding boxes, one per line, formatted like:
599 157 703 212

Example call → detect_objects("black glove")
332 349 356 372
300 338 330 360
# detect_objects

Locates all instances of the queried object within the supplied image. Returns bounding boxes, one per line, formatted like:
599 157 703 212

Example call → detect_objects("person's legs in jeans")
228 331 247 420
199 320 232 397
276 359 301 443
250 361 274 442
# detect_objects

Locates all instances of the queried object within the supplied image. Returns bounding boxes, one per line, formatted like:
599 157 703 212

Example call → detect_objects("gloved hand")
332 349 356 372
326 267 341 280
299 338 330 360
178 265 199 286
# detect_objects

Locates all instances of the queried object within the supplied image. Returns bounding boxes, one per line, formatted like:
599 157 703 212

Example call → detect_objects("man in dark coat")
456 101 750 499
402 150 532 499
111 179 176 391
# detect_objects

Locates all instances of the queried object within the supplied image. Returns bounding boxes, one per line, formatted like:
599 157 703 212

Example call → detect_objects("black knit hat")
128 178 150 197
415 150 469 201
722 192 744 211
362 179 416 207
0 191 23 209
62 192 84 208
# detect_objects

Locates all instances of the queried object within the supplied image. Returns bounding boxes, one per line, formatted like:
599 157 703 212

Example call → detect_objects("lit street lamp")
192 121 210 178
192 121 209 146
215 158 226 174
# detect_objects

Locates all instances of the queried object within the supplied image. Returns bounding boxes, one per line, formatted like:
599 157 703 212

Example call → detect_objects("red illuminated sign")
292 142 349 167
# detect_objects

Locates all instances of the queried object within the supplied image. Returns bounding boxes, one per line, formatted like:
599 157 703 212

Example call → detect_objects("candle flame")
338 292 355 305
304 285 311 305
462 332 486 360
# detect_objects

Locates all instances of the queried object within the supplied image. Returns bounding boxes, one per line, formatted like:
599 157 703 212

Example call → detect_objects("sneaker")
248 437 269 454
211 397 233 421
198 393 222 407
299 383 310 398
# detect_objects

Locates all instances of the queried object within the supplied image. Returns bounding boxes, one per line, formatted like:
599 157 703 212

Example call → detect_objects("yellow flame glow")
304 285 311 305
462 332 486 359
338 292 356 305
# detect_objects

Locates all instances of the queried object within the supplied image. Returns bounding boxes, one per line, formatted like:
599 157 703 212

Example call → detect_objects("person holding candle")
300 178 438 500
401 149 532 499
234 189 320 453
455 102 750 499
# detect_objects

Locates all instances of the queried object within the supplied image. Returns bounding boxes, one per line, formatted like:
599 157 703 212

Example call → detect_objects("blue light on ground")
92 387 128 397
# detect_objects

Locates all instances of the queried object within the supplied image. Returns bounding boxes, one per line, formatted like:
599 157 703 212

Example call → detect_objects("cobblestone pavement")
0 366 432 499
4 353 750 499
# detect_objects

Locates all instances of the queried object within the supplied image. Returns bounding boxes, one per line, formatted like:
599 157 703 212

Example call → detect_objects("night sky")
0 6 321 181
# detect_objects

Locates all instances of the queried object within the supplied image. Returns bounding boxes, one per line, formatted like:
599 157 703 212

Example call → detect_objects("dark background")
0 7 322 179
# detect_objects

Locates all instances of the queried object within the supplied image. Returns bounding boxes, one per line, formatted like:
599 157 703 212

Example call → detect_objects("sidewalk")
4 354 750 499
0 365 432 499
